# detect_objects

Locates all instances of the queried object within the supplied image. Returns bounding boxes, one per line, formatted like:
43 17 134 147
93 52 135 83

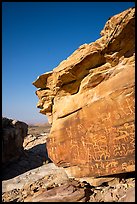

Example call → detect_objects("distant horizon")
2 115 49 125
2 2 135 124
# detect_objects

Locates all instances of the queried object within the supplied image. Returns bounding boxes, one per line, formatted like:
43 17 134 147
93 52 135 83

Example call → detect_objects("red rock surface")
33 8 135 178
2 126 135 202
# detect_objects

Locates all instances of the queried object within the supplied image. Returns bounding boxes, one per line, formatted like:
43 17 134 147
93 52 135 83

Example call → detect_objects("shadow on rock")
2 143 51 180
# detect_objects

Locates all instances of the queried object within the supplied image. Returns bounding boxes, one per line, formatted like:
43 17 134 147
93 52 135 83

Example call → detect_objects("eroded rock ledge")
33 7 135 178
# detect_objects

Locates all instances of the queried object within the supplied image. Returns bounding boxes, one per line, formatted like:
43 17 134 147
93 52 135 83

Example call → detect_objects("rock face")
33 8 135 178
2 117 28 166
2 124 135 202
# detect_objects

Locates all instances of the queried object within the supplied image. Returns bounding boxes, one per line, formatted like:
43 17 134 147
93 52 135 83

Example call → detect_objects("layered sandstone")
33 7 135 178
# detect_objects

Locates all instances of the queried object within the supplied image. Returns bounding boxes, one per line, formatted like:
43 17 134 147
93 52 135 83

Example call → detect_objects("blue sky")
2 2 135 125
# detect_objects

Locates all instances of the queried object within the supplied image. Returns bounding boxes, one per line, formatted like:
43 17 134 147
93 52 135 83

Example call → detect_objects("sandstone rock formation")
2 125 135 202
33 7 135 178
2 117 28 166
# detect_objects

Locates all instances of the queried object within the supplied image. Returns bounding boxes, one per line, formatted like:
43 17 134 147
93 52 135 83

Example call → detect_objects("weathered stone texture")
2 117 28 166
33 8 135 177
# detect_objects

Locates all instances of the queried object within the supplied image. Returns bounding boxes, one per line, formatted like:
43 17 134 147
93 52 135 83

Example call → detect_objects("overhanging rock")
33 7 135 178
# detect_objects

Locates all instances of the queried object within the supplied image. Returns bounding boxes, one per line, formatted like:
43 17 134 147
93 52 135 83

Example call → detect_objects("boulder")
24 179 86 202
33 7 135 178
2 117 28 166
118 187 135 202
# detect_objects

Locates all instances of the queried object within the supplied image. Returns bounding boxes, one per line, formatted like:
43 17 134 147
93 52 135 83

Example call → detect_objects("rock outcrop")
2 126 135 202
2 117 28 166
33 8 135 178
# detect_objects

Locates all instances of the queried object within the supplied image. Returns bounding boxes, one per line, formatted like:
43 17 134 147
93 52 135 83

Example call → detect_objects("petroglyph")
102 112 111 122
77 123 87 135
119 96 134 117
54 106 135 175
58 101 135 167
